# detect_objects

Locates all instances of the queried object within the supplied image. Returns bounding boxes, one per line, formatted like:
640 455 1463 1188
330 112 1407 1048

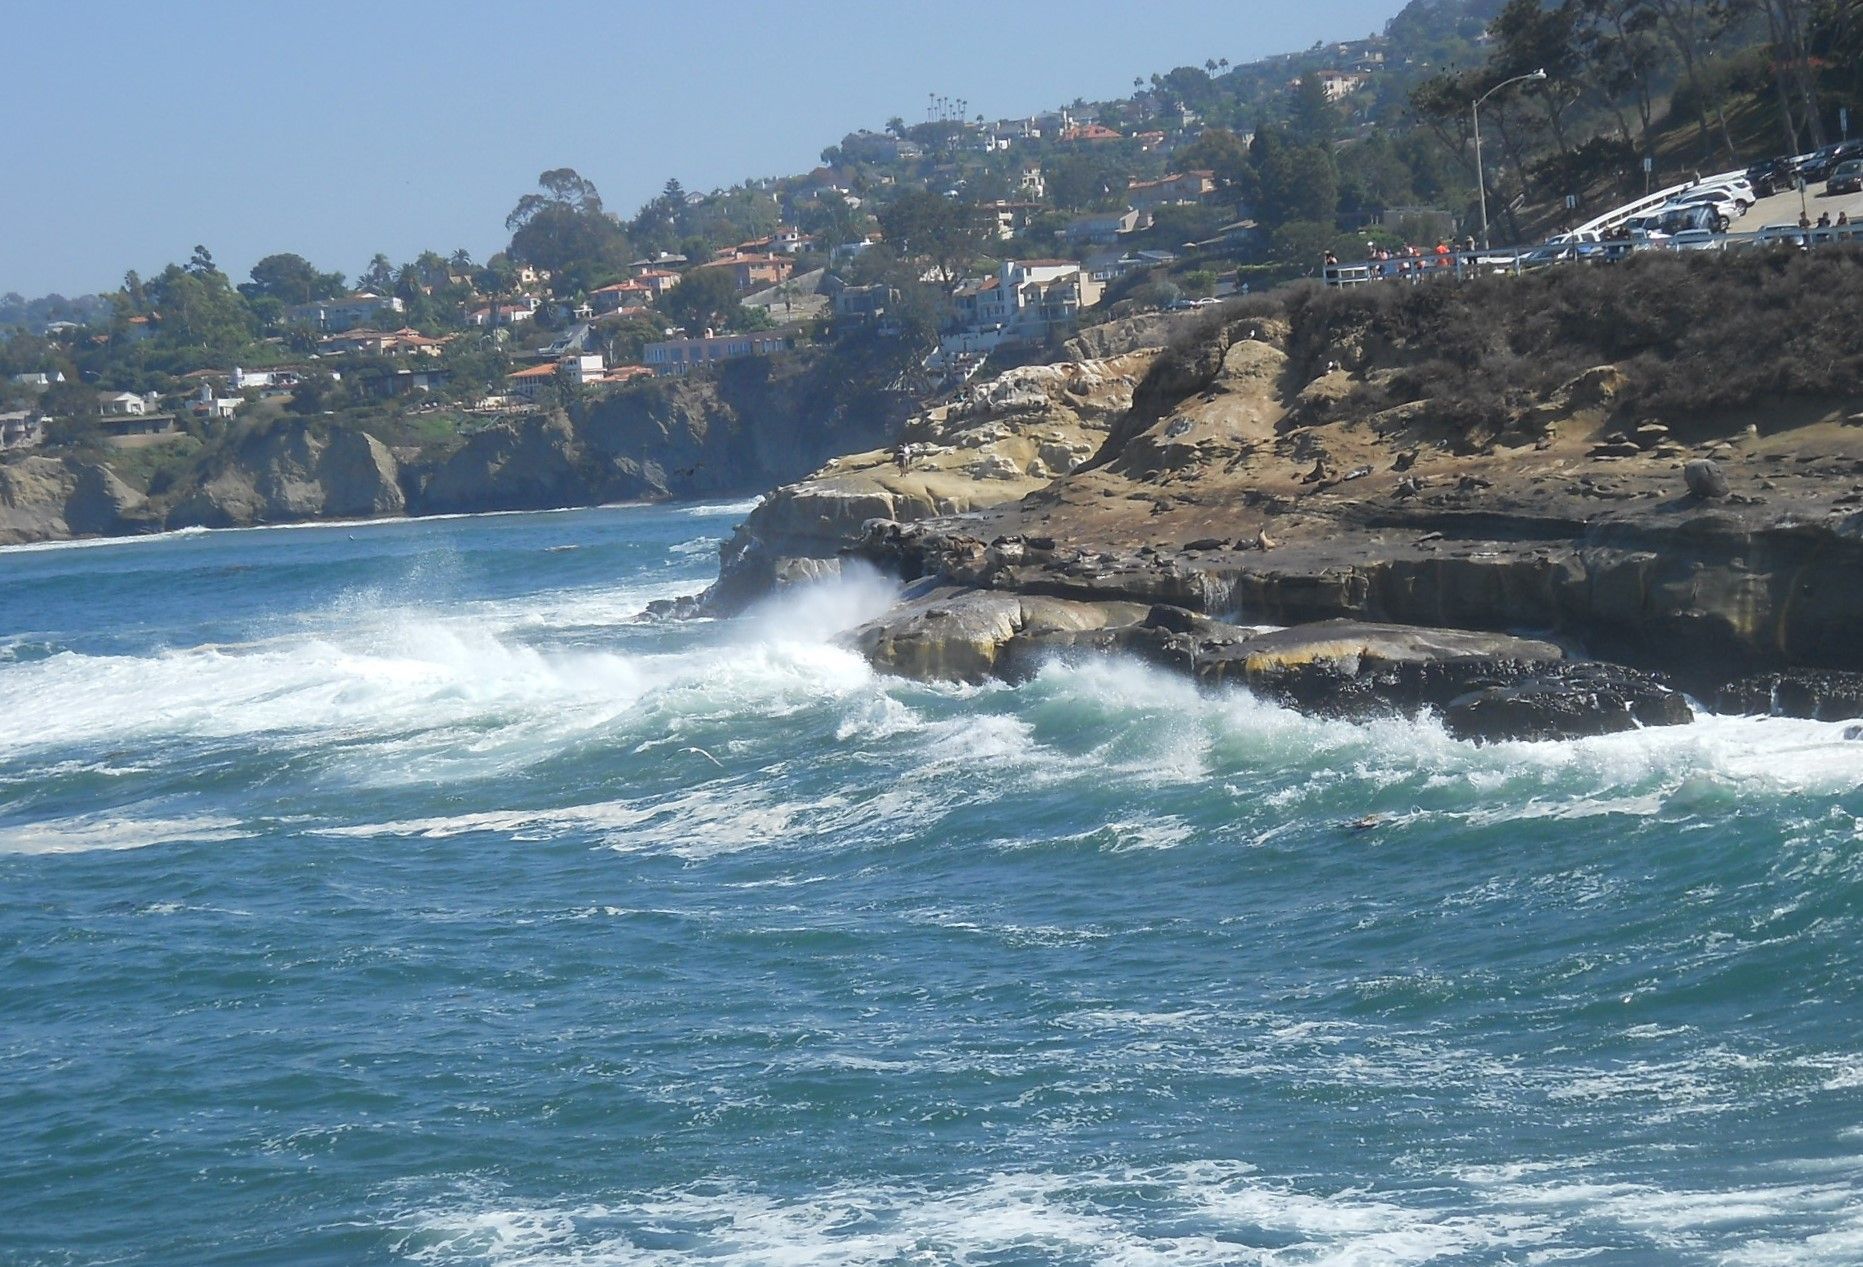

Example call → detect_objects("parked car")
1668 229 1724 252
1657 204 1728 235
1799 141 1863 182
1682 176 1756 208
1665 191 1744 222
1828 158 1863 196
1755 223 1810 248
1746 157 1799 198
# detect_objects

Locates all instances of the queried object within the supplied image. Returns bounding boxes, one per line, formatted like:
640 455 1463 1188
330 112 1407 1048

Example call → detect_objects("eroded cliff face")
0 456 147 545
844 303 1863 689
167 424 405 529
702 348 1162 613
0 345 914 545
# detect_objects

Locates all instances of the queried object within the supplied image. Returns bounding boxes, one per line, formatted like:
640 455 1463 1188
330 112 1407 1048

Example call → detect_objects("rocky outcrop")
851 584 1150 684
412 412 616 514
1717 670 1863 721
835 288 1863 694
0 456 147 544
847 592 1692 741
167 422 404 529
700 349 1160 615
1062 310 1205 361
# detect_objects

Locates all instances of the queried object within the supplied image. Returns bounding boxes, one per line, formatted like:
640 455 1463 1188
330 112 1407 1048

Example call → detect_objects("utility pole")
1473 69 1548 250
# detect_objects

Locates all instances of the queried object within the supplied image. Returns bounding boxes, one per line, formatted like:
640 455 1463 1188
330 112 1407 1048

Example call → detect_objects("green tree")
1177 127 1258 199
146 257 253 354
1288 73 1341 147
505 168 632 293
1268 219 1340 269
875 189 993 284
241 253 346 305
660 266 746 335
40 378 99 419
1252 129 1338 227
359 253 395 293
799 192 867 249
629 178 691 257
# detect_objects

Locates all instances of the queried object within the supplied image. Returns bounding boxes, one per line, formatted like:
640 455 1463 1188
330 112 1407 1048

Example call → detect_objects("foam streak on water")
2 502 1861 1265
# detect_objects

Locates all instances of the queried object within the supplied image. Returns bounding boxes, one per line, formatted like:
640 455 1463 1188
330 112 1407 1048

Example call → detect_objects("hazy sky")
3 0 1402 297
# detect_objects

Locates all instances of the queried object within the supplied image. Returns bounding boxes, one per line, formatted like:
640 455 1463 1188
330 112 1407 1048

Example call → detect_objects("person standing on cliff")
895 444 912 474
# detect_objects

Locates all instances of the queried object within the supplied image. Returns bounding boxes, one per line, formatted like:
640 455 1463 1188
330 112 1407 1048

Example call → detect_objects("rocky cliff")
701 348 1161 612
0 456 148 545
711 255 1863 731
0 344 912 545
166 423 404 528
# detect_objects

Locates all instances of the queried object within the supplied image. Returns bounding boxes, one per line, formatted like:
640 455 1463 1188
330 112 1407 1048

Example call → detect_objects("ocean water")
4 502 1863 1267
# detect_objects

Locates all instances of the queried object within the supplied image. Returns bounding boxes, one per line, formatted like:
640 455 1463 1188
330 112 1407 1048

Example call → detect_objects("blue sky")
3 0 1401 297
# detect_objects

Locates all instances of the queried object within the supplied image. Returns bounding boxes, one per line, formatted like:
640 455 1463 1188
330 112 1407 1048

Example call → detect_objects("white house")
282 292 405 332
944 260 1103 362
99 391 148 416
193 384 241 419
230 366 305 391
1064 209 1152 246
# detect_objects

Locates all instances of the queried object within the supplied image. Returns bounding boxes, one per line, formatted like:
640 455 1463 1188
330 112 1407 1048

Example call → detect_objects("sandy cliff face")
166 424 405 529
702 349 1161 613
846 303 1863 689
0 344 914 544
0 456 146 545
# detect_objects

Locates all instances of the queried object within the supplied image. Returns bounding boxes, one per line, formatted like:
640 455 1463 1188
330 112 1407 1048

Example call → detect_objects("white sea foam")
6 557 1861 863
388 1162 1523 1267
0 566 892 772
0 809 250 855
677 496 763 517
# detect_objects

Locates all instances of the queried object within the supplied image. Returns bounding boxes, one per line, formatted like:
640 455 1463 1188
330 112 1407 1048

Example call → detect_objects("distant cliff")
0 344 913 545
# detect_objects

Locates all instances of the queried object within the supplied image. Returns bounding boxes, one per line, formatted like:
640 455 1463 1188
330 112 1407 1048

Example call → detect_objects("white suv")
1682 176 1755 209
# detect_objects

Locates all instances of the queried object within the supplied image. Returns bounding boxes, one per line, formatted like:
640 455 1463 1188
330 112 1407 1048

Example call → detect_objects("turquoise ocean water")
4 501 1863 1265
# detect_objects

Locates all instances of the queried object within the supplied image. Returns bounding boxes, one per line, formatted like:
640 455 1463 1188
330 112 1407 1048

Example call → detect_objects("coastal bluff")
0 347 909 545
702 253 1863 735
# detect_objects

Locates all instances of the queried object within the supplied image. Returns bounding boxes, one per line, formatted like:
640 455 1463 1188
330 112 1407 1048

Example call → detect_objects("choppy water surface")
4 503 1863 1266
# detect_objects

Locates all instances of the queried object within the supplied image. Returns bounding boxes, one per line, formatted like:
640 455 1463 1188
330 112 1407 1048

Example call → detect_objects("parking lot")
1727 174 1863 231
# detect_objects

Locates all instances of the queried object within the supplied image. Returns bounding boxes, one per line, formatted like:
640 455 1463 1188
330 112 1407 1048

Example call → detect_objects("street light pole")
1473 69 1548 251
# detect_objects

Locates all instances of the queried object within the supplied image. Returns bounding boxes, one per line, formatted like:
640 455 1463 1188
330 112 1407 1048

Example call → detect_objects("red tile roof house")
632 269 683 296
695 253 795 293
1126 170 1217 210
589 280 657 313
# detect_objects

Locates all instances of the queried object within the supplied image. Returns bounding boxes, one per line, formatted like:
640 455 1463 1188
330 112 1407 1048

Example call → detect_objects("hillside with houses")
2 0 1859 541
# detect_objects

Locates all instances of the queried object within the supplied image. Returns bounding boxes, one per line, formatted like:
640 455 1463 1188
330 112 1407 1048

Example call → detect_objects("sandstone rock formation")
167 423 404 529
0 456 146 545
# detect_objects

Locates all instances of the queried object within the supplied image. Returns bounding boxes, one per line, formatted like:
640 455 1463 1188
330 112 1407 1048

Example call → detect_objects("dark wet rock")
1684 458 1730 500
1717 670 1863 721
850 596 1689 742
640 594 706 622
1443 664 1692 743
1193 619 1567 720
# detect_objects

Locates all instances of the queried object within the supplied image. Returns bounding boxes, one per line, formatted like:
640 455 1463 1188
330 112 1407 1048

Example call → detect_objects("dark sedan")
1747 157 1799 198
1800 141 1863 183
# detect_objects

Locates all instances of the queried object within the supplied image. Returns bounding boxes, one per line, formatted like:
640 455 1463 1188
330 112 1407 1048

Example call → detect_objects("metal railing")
1324 222 1863 288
